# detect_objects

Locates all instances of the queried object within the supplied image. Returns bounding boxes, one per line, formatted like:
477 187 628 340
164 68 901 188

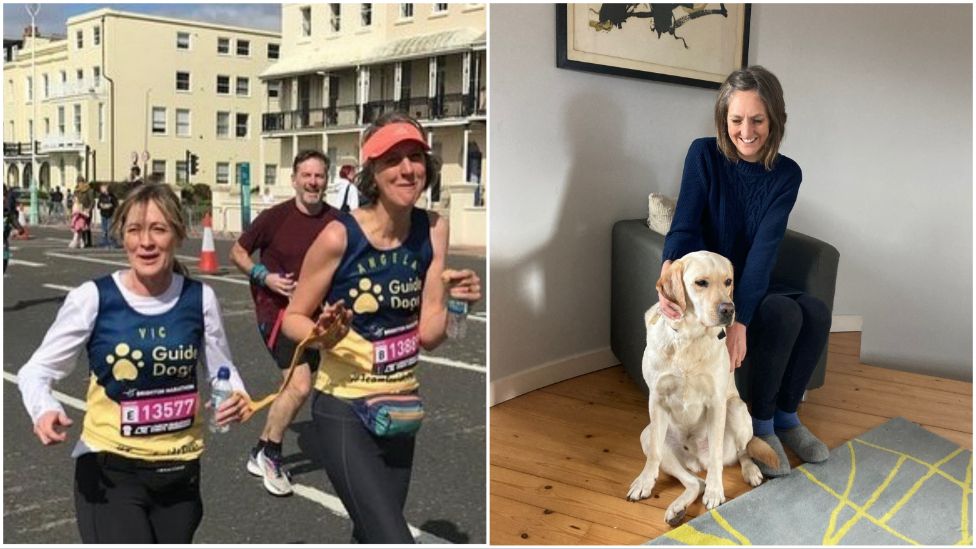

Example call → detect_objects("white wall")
489 4 972 402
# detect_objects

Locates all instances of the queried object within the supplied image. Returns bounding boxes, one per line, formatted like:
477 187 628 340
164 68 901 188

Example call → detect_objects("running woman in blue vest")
282 112 482 543
17 183 253 543
657 66 831 478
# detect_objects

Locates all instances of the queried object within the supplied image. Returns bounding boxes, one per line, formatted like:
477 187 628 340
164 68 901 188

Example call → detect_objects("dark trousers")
74 452 203 543
746 293 831 420
100 215 116 247
311 392 416 544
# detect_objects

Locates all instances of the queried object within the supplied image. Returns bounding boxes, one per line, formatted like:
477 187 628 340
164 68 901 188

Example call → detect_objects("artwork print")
556 3 751 89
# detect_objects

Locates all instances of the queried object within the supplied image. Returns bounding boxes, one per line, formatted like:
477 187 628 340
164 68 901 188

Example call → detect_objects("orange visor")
360 123 430 164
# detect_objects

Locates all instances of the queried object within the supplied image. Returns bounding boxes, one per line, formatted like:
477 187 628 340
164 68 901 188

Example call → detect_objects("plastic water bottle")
446 298 469 339
209 366 232 434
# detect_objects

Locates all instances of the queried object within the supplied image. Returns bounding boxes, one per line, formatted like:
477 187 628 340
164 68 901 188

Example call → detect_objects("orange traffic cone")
198 212 219 274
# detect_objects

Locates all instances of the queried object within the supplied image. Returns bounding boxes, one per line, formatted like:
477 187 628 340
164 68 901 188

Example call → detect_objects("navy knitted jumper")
662 137 802 326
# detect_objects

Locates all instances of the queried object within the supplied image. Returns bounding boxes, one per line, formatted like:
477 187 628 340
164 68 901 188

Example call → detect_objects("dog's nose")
718 302 735 321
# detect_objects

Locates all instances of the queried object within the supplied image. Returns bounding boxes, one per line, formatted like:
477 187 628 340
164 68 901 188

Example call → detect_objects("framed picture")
556 4 751 89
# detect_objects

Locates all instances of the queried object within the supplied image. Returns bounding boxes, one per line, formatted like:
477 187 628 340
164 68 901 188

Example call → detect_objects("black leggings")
74 452 202 543
746 293 831 420
311 391 416 544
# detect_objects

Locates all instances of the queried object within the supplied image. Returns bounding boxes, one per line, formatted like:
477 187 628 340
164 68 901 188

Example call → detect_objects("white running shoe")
252 448 293 496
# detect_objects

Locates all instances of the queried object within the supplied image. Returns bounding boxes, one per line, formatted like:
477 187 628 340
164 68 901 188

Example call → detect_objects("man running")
229 150 338 496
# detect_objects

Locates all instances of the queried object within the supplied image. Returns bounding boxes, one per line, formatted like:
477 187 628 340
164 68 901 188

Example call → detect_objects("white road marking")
469 314 487 323
9 259 44 267
1 371 453 543
420 355 485 373
42 284 77 293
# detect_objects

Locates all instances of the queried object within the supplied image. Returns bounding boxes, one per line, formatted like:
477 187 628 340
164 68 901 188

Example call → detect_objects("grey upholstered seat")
610 219 839 400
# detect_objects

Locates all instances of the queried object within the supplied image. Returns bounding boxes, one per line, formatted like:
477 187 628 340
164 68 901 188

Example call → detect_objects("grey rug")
649 417 973 545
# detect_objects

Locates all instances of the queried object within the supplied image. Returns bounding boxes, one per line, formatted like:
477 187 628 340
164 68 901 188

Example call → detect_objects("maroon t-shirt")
237 199 338 325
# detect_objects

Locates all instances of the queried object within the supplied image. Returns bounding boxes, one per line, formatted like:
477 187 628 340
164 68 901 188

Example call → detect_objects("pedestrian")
657 66 830 478
17 183 252 543
229 150 340 496
4 184 25 272
96 182 119 248
325 164 360 212
66 188 74 216
50 186 64 221
282 112 482 543
69 181 92 249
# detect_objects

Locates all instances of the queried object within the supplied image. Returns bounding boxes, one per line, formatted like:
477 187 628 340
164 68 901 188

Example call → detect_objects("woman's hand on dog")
657 261 684 320
726 321 747 371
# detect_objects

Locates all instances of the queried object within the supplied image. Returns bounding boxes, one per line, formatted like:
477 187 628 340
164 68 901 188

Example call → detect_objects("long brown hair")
112 183 189 276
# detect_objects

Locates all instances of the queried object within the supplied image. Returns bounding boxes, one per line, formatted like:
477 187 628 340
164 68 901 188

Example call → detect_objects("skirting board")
490 314 863 406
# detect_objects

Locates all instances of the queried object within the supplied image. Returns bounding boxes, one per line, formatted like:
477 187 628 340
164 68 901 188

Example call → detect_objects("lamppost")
26 3 40 225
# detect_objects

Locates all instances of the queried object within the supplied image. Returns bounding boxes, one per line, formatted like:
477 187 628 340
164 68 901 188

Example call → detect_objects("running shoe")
255 448 293 496
246 446 263 477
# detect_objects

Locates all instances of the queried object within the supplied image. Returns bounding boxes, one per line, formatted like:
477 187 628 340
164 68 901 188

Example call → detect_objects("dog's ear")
656 260 686 311
645 305 661 327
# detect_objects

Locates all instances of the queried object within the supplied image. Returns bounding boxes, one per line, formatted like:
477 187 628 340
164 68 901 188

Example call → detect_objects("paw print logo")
349 278 383 314
106 343 145 381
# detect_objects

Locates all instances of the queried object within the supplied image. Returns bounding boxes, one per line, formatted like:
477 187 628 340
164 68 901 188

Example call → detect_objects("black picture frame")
556 4 752 90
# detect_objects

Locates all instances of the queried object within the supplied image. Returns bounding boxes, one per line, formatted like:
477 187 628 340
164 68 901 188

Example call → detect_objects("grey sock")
756 433 791 478
776 424 829 463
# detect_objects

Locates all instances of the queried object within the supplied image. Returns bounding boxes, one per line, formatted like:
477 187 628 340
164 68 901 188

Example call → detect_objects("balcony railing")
264 93 485 134
44 80 106 101
39 133 85 152
3 141 40 157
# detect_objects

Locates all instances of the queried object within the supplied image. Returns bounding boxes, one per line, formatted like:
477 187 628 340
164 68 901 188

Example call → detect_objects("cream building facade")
252 3 486 246
3 9 280 222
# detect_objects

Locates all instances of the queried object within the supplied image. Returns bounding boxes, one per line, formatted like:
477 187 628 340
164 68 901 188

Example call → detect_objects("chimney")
23 26 38 38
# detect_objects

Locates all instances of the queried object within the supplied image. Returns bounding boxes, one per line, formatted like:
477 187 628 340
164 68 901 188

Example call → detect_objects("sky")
2 3 281 39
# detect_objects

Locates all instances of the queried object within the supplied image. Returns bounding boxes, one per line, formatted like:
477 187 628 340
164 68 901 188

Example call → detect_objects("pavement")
2 225 486 544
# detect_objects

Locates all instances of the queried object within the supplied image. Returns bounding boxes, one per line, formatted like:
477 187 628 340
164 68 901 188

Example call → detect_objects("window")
235 113 248 138
151 160 166 180
216 162 230 185
216 111 230 137
176 161 188 184
301 7 312 36
330 4 341 32
268 43 279 59
236 39 250 56
236 77 249 96
44 117 50 136
43 74 49 98
60 70 67 87
361 4 372 27
93 66 100 88
235 163 247 186
176 32 190 49
176 109 190 137
57 106 65 135
176 71 190 92
28 120 33 141
73 104 82 133
433 3 448 13
98 103 104 141
216 75 230 94
93 25 100 46
152 107 166 134
265 164 277 187
400 4 414 18
26 76 32 101
217 37 230 54
76 30 83 49
268 81 281 99
76 69 84 85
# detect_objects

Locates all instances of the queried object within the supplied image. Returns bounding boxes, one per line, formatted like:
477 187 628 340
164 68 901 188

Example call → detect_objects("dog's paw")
742 461 763 487
664 504 686 527
702 483 726 509
626 472 657 501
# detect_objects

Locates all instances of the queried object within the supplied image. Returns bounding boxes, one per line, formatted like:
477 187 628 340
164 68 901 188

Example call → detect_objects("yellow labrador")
626 251 778 525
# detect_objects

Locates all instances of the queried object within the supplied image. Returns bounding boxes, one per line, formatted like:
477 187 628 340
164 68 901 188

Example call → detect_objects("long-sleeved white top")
17 271 248 429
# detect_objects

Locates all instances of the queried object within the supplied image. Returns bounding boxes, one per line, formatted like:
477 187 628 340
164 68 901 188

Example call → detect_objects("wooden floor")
489 332 973 545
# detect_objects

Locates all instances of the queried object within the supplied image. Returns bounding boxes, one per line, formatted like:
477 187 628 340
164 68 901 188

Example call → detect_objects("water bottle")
209 366 232 434
446 298 469 339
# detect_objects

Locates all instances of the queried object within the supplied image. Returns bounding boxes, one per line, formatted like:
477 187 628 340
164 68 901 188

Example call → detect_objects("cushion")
647 193 675 235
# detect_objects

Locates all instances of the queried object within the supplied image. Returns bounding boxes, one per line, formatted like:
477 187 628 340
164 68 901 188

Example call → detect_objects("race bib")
120 389 197 437
372 326 419 375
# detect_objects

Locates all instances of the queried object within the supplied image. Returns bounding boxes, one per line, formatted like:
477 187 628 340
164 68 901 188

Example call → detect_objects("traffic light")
189 153 199 175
